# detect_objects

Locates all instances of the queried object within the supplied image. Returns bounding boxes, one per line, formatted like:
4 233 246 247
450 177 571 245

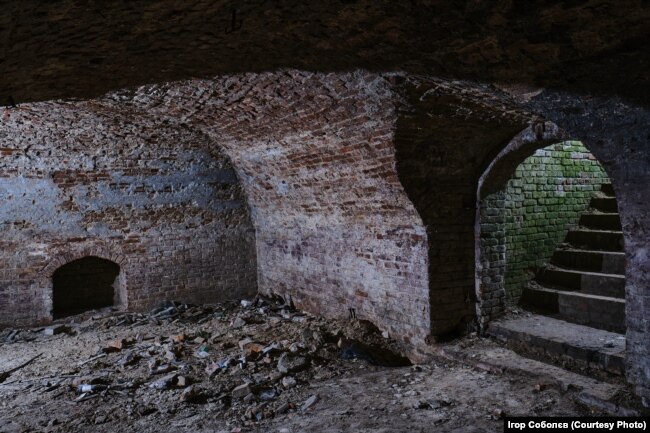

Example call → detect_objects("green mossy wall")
480 141 609 304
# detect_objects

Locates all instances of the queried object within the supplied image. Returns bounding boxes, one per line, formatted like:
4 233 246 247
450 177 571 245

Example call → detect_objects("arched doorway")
476 132 626 374
52 256 121 319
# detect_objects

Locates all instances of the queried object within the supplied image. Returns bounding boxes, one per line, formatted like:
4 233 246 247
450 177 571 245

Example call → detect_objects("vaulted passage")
0 2 650 428
0 72 648 422
52 256 120 319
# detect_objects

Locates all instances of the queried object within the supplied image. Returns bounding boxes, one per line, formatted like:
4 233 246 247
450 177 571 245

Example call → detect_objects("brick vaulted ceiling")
1 0 649 106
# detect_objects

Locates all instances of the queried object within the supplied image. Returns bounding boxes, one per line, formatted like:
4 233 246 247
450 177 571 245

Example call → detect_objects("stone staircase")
521 183 626 334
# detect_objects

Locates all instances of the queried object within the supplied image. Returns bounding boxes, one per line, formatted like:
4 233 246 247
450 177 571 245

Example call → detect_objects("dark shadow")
52 256 120 319
393 77 525 338
1 2 649 107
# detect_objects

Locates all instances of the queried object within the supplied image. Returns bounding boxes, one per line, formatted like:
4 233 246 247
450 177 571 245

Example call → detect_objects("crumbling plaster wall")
0 102 257 325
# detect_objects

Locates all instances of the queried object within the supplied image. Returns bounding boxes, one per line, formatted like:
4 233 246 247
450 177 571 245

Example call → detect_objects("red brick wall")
0 102 257 325
2 73 648 404
172 72 432 345
0 71 432 345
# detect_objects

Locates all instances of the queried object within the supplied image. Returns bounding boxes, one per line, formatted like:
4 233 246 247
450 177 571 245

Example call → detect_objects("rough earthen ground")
0 298 632 433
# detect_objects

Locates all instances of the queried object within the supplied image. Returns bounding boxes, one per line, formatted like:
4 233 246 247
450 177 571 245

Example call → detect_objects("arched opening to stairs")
476 139 626 375
52 256 121 319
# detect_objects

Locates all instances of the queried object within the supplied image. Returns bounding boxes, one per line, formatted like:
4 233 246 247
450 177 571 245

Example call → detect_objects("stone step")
579 212 621 231
436 342 636 416
551 249 625 274
590 196 619 213
565 229 624 251
538 267 625 298
601 183 615 197
521 285 626 334
487 314 625 375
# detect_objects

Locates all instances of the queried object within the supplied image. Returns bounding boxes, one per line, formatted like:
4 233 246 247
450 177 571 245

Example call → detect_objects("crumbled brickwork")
170 72 431 345
480 141 609 304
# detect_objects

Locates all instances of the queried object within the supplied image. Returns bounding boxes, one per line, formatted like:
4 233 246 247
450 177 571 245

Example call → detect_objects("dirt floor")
0 297 634 433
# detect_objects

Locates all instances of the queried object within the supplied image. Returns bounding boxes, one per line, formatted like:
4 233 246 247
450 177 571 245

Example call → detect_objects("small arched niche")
52 256 121 319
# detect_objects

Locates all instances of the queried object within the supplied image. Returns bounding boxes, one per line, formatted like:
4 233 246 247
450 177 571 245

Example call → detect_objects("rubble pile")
0 296 410 431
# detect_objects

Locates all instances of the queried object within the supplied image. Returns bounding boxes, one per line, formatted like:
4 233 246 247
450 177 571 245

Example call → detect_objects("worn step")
601 183 615 197
521 285 626 334
538 267 625 298
590 196 619 213
579 213 621 231
565 229 624 251
487 314 625 375
551 249 625 274
438 342 634 416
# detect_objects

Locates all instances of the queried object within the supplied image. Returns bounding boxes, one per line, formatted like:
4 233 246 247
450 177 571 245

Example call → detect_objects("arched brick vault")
0 71 432 345
393 81 650 401
477 122 568 200
0 71 648 401
118 71 433 346
470 91 650 404
0 100 258 325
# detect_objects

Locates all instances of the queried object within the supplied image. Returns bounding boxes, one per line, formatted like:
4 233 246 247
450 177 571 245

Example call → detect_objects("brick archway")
522 92 650 404
52 256 122 319
40 243 127 321
474 121 566 328
473 113 643 397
